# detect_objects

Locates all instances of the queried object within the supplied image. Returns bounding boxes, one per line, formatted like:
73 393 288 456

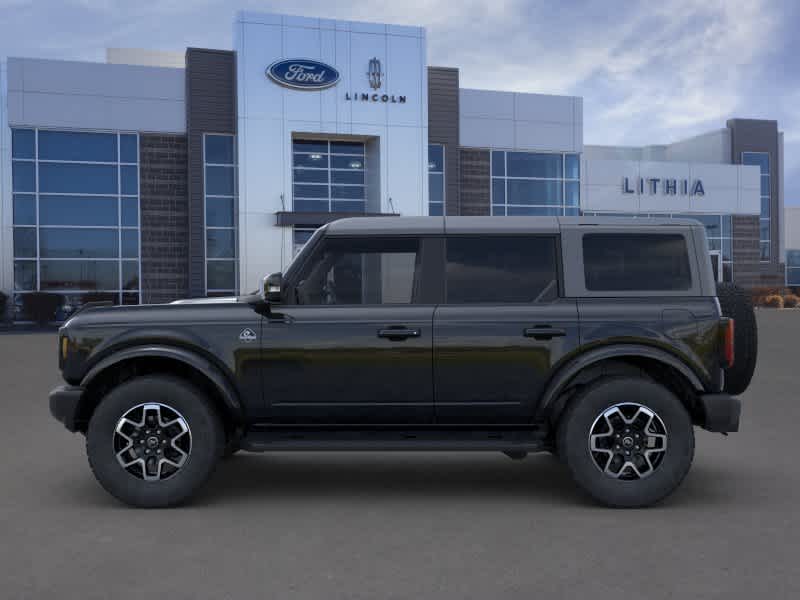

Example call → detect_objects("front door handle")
378 327 420 341
523 326 567 340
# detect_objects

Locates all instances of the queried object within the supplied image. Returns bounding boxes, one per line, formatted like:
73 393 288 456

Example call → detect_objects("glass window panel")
206 197 234 227
294 199 329 212
293 228 316 246
565 206 580 217
332 170 365 185
40 195 118 226
332 185 365 200
120 134 138 163
294 237 419 305
760 241 770 261
492 179 505 205
40 260 119 291
429 173 444 204
491 204 507 216
507 180 562 205
331 155 364 170
204 135 235 164
40 228 118 258
787 250 800 267
722 215 732 238
760 220 770 241
742 152 769 174
207 261 236 290
565 154 580 179
14 228 36 258
205 166 235 196
722 262 733 283
491 151 505 177
507 206 562 216
12 161 35 192
691 214 721 236
39 163 117 194
12 129 35 159
122 292 140 305
122 230 138 258
14 261 36 291
707 238 721 251
722 238 732 261
429 202 443 216
13 194 36 225
330 141 364 155
506 152 563 179
293 140 328 154
788 269 800 286
38 130 117 162
331 200 365 213
294 184 329 199
761 196 770 218
760 175 770 196
121 198 139 227
428 144 444 172
446 236 558 304
121 165 138 195
293 153 329 168
583 234 692 291
293 168 329 184
122 261 139 290
565 181 580 207
207 229 236 259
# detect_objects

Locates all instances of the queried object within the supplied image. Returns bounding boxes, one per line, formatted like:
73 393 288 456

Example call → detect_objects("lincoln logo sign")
266 59 340 90
623 177 705 196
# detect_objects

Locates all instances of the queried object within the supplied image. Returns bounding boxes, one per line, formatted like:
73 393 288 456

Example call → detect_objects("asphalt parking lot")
1 311 799 599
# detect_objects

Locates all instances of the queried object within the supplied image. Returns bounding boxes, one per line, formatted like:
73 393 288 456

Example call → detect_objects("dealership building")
0 11 789 319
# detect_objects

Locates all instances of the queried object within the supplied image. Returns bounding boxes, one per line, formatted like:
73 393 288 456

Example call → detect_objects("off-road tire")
716 282 758 395
86 375 224 508
557 377 695 508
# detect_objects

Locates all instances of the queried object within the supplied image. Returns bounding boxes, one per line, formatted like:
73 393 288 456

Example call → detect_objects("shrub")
21 292 63 325
783 294 800 308
763 294 784 309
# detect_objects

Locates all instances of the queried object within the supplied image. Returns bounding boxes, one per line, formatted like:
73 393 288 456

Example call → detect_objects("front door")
434 235 580 423
262 235 436 424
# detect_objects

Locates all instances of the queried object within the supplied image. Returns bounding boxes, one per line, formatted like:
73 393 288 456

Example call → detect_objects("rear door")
433 235 580 423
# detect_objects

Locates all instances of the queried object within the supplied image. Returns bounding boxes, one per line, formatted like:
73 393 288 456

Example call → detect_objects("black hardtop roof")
325 216 703 236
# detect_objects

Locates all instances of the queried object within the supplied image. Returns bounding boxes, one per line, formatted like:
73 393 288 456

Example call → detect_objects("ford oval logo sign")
266 59 340 90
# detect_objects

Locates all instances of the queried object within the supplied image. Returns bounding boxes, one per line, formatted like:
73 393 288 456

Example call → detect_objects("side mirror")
261 272 283 304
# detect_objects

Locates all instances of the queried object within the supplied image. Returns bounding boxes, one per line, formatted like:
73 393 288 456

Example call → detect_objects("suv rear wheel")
557 377 694 508
86 375 224 508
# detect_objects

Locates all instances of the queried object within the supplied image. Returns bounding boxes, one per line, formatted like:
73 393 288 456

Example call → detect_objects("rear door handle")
378 327 420 341
523 326 567 340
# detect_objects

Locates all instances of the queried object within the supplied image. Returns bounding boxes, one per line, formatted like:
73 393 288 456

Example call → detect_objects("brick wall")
459 148 490 216
731 215 785 288
139 134 189 304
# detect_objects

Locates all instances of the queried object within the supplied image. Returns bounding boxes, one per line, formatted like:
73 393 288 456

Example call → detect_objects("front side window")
583 234 691 292
445 236 558 304
293 237 420 305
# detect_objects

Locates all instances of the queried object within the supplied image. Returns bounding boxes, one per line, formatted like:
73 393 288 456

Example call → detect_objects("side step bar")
240 427 550 453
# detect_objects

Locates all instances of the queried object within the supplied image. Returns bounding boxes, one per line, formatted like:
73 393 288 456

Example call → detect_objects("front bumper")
49 385 86 433
698 393 741 433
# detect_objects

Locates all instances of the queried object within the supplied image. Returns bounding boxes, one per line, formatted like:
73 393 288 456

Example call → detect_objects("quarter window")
445 236 559 304
583 234 691 292
293 238 420 305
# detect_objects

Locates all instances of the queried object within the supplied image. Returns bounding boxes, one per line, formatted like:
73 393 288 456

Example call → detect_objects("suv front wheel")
557 377 695 508
86 375 224 508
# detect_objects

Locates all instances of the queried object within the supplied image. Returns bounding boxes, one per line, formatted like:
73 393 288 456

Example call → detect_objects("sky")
1 0 798 201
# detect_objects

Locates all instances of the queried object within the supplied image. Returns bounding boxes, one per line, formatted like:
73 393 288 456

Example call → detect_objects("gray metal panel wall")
727 119 784 283
427 67 460 215
185 48 237 297
139 134 189 304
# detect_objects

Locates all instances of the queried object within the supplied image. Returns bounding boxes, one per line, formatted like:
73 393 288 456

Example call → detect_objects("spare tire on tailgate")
716 282 757 395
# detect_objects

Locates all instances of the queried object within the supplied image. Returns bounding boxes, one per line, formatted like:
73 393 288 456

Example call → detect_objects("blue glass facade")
204 134 238 296
490 151 580 216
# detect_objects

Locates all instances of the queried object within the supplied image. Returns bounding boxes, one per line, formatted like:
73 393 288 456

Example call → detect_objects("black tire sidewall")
86 375 223 508
716 282 758 395
558 378 695 508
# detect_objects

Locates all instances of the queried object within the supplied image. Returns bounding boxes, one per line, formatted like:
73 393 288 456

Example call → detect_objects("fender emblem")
239 328 257 342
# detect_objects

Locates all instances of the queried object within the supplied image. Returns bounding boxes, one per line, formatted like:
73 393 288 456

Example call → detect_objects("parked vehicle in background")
49 216 756 508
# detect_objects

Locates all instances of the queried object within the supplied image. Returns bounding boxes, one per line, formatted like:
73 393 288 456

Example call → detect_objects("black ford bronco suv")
50 216 757 508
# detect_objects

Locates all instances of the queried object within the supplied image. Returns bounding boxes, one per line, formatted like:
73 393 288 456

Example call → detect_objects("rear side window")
445 236 558 303
583 234 692 291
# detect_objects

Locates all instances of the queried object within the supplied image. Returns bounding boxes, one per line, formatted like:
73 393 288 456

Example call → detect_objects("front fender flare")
80 345 244 424
536 344 707 423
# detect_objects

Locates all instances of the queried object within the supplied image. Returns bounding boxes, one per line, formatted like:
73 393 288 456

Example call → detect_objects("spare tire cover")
715 282 758 395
